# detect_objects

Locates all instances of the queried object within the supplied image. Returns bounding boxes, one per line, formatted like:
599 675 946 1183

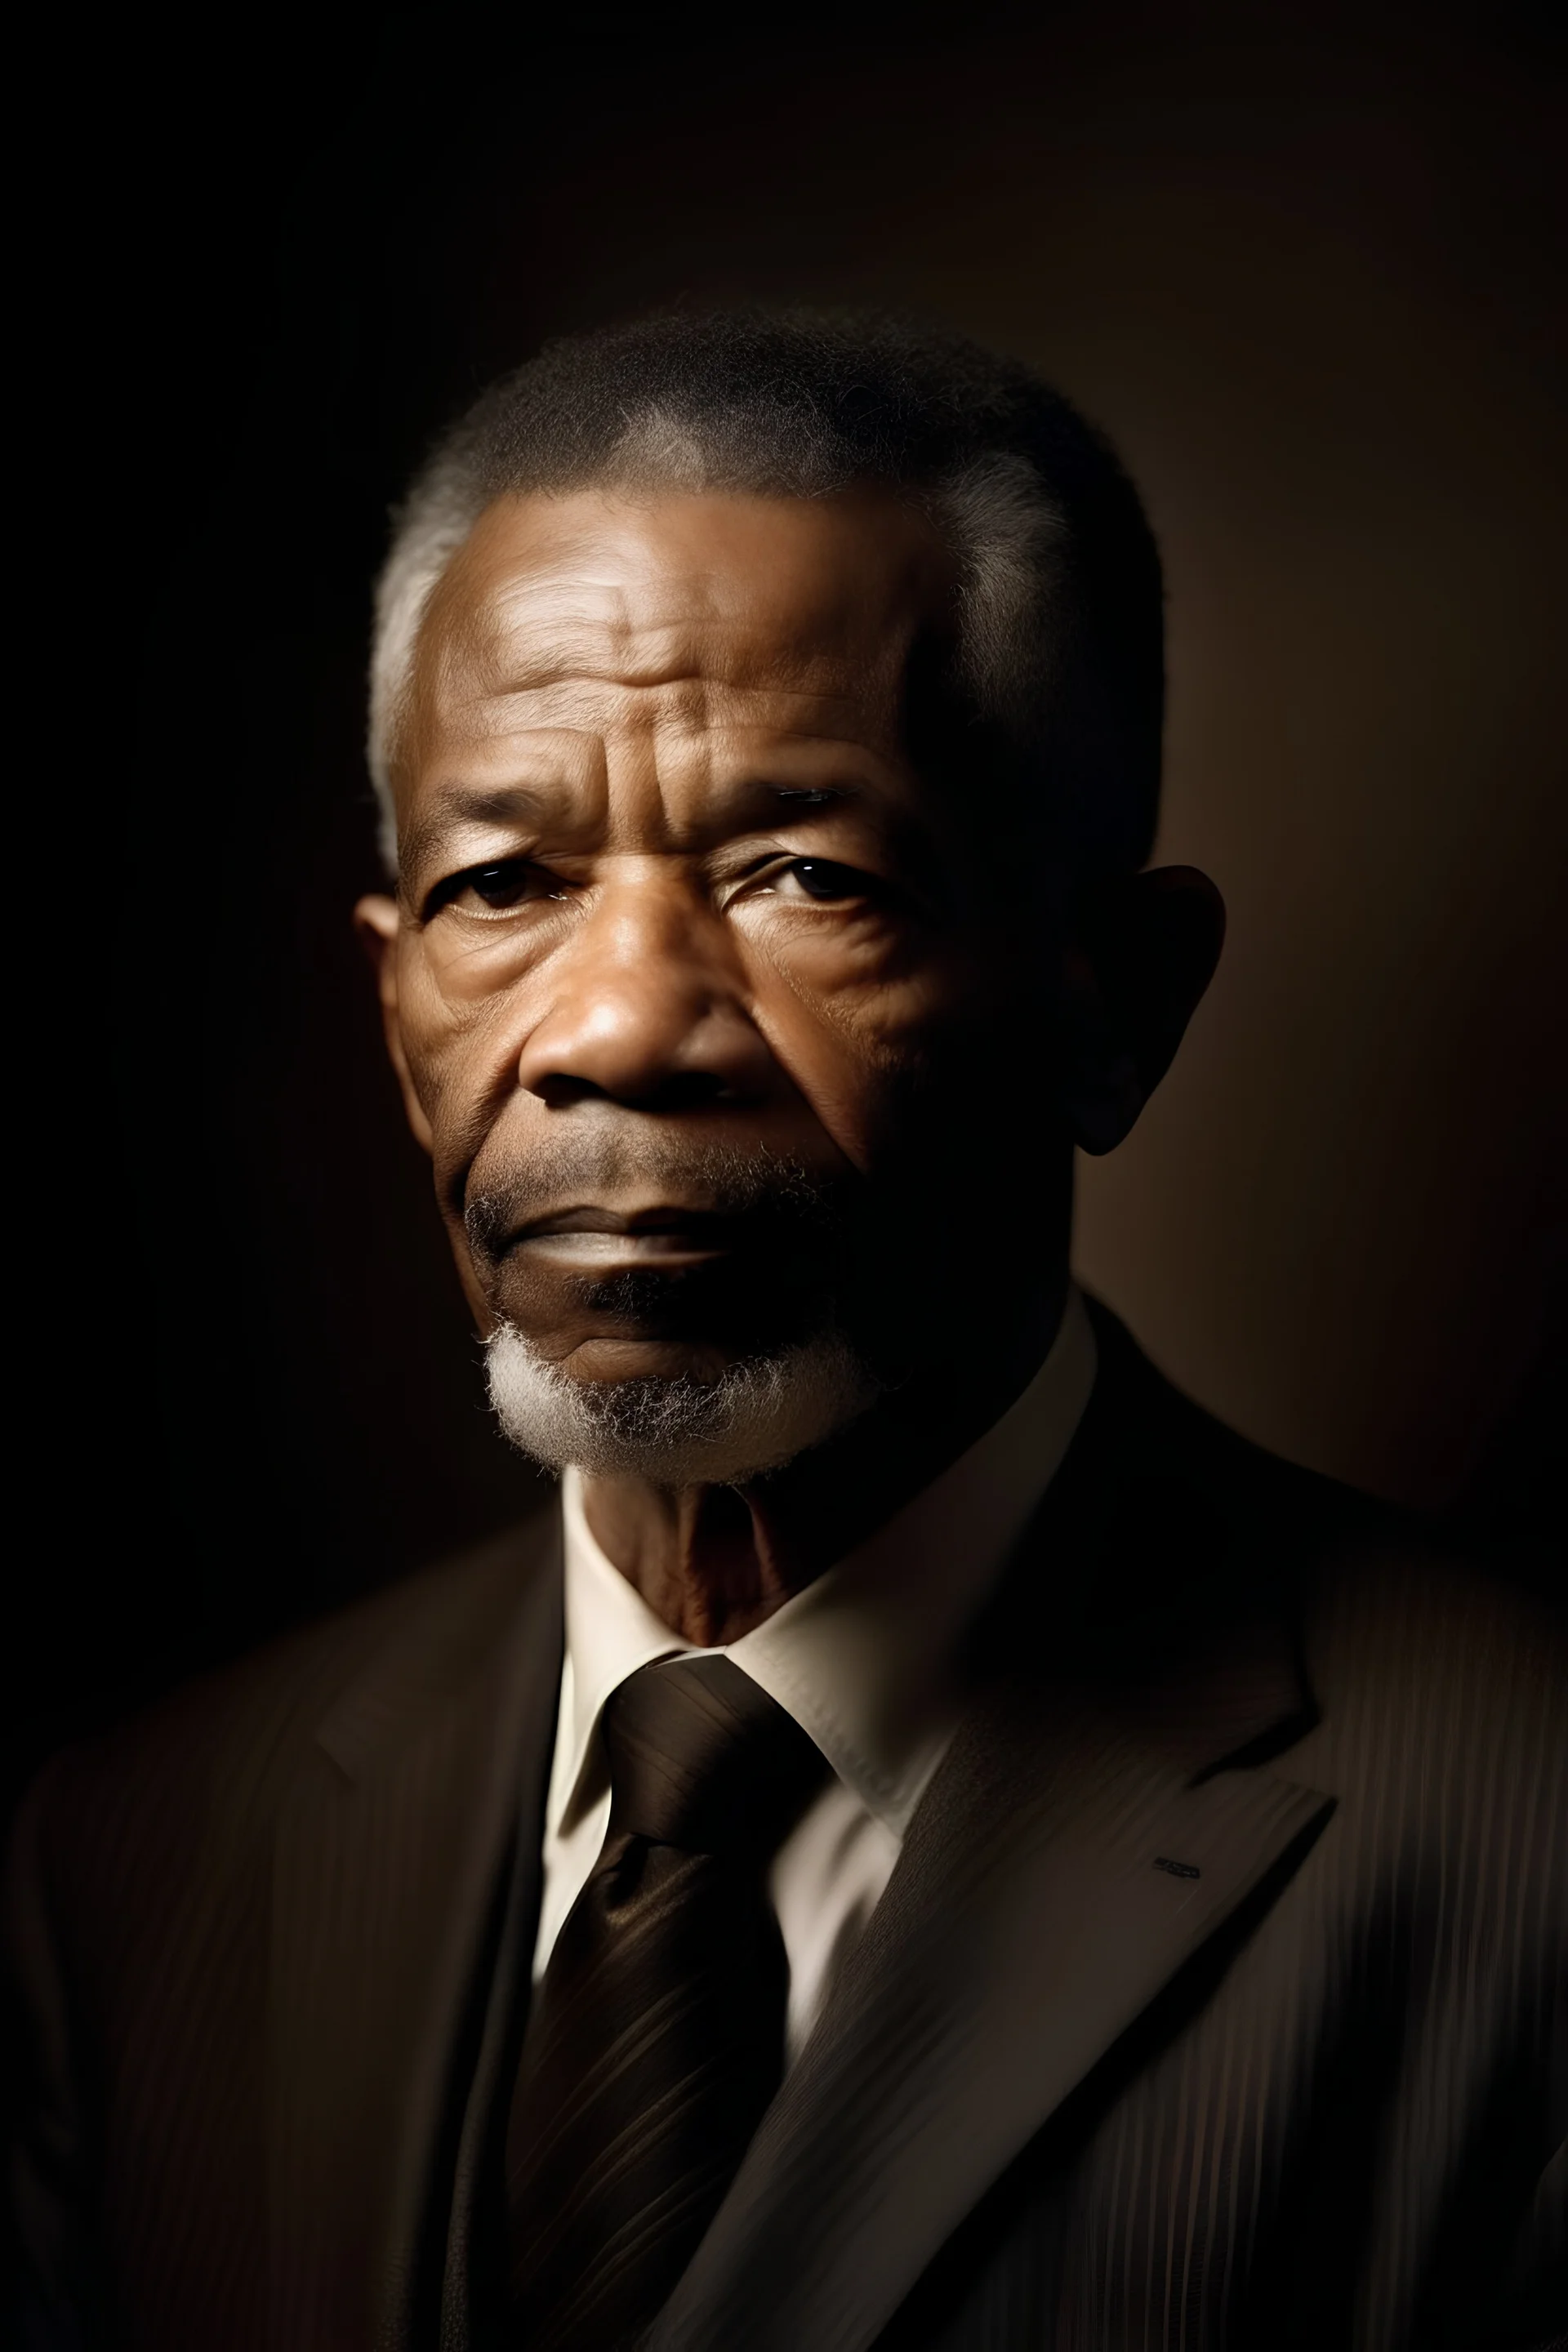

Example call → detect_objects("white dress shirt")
532 1285 1098 2061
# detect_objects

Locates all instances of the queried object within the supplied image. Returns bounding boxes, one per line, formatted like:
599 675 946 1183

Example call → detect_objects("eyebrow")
397 783 552 882
398 777 860 880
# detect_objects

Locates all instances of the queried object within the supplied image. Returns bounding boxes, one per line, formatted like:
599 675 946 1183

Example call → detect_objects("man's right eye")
428 858 565 916
466 859 536 908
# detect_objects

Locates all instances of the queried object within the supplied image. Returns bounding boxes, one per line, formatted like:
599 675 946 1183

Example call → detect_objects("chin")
483 1321 883 1486
547 1334 743 1386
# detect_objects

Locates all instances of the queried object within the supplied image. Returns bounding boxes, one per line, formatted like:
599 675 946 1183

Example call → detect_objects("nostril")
530 1073 617 1111
528 1068 739 1112
657 1070 737 1111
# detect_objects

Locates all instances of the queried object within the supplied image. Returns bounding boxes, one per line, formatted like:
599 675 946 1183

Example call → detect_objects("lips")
463 1143 860 1364
510 1206 751 1271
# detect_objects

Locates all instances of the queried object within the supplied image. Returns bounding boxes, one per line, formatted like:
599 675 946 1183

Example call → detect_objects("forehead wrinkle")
467 555 912 699
416 601 912 780
475 616 844 703
416 515 931 790
474 562 725 694
482 626 907 724
425 480 951 675
452 654 901 742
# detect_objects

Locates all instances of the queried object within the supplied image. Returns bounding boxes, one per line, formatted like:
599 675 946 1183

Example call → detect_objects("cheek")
394 952 527 1195
742 928 987 1174
417 903 577 1006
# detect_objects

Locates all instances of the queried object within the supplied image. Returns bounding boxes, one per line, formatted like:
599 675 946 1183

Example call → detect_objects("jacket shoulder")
1076 1293 1415 1599
1085 1297 1564 1775
1159 1352 1565 1773
1298 1528 1566 1780
9 1508 561 1921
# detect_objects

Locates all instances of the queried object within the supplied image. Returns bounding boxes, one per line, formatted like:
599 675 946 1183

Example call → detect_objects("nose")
514 871 778 1111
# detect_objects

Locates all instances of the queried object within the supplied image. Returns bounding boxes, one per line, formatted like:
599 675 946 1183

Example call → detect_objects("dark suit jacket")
7 1306 1565 2350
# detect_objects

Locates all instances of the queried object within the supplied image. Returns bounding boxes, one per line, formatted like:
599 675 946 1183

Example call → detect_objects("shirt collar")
552 1283 1098 1839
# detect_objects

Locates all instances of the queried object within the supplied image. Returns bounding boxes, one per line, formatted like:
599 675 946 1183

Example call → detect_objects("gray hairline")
365 421 1067 874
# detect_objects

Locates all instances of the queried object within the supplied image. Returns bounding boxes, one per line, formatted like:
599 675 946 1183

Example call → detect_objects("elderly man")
9 312 1563 2352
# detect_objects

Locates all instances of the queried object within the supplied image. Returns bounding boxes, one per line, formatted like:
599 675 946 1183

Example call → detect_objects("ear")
354 894 434 1156
1059 865 1225 1155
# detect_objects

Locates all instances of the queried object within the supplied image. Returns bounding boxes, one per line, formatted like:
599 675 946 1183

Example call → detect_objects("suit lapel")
648 1355 1337 2352
263 1518 563 2352
648 1687 1332 2352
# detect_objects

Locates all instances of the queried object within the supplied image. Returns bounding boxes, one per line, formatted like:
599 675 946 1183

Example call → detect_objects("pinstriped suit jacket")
7 1303 1566 2350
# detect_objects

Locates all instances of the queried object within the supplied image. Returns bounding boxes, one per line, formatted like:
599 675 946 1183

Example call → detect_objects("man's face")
361 486 1067 1466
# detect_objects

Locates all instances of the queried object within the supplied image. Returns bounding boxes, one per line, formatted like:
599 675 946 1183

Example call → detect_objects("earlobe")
352 893 435 1156
1060 865 1225 1156
1058 944 1147 1156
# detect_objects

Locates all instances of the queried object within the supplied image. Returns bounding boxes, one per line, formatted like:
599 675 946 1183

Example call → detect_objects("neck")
581 1269 1070 1645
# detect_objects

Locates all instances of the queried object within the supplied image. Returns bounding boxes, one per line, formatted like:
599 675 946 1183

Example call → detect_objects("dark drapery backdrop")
19 2 1562 1798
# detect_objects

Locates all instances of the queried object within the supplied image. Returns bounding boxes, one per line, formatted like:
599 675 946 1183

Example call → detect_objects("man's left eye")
778 858 869 902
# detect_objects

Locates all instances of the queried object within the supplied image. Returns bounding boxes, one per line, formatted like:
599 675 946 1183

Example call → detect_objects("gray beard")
483 1321 883 1486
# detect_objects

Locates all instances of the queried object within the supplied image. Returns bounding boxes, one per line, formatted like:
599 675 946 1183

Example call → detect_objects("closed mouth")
519 1230 733 1268
510 1206 754 1269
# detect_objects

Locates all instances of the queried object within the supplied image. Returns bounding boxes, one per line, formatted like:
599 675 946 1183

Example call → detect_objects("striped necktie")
506 1653 828 2350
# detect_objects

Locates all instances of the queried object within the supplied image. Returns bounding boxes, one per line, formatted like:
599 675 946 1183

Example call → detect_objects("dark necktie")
505 1653 828 2351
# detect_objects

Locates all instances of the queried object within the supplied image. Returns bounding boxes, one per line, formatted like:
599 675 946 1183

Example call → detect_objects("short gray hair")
368 309 1164 880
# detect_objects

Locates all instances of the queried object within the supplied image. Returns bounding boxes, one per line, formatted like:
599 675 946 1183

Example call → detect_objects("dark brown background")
19 2 1563 1797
